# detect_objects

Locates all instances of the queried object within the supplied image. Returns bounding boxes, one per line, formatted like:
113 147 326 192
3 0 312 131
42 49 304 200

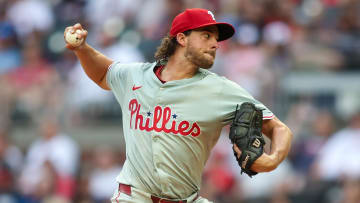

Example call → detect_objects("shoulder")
107 61 154 81
110 61 154 72
198 69 249 93
198 69 229 84
205 70 247 91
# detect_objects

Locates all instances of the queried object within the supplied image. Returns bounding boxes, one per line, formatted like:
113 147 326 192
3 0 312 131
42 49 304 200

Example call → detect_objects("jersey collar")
149 61 206 88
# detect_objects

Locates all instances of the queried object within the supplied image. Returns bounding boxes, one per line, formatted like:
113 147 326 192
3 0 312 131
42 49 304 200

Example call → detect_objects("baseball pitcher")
64 8 293 203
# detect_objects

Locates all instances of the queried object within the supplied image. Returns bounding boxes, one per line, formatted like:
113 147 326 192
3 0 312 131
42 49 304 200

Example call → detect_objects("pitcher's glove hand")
229 102 265 177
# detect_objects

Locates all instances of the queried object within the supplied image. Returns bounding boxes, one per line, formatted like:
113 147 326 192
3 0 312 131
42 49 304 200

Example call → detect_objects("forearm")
268 124 293 168
251 118 293 172
74 43 113 89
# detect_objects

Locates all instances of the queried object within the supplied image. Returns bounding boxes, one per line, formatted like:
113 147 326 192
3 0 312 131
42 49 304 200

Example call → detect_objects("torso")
106 61 274 199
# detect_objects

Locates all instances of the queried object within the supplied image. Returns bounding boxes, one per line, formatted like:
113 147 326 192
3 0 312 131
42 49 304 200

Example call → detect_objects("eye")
204 33 210 39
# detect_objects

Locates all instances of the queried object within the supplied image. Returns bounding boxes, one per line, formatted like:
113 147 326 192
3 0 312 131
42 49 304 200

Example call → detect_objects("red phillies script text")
129 99 201 137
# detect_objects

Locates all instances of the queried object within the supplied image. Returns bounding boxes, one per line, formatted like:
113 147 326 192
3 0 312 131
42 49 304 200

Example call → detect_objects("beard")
184 43 216 69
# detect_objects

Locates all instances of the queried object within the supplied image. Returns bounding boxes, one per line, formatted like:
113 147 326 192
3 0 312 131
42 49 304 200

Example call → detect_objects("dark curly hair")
154 30 192 61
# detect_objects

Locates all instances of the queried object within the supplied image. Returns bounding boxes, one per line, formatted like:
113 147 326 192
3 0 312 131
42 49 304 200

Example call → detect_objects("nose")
212 38 219 50
213 41 219 50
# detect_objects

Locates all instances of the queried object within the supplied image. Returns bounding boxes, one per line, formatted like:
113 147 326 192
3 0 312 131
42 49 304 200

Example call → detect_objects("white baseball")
65 29 84 47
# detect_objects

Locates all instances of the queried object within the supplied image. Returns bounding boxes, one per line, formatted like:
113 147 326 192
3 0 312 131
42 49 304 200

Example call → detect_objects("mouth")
205 51 216 58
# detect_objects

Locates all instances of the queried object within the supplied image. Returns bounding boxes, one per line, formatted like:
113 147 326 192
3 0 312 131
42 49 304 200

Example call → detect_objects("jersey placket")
151 84 166 193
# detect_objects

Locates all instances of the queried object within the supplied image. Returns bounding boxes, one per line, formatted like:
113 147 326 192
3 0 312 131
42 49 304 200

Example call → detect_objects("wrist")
73 42 89 52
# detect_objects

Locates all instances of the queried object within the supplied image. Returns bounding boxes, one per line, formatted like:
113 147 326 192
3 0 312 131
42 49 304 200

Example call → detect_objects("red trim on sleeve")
263 114 275 119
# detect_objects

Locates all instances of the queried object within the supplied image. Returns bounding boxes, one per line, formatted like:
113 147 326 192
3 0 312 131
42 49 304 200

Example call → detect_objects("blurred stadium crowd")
0 0 360 203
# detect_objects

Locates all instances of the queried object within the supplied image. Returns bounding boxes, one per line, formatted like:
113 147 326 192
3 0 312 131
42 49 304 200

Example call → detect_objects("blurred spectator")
285 100 318 142
32 161 71 203
204 131 296 203
0 21 21 74
220 38 270 99
262 21 292 70
201 147 235 203
137 0 185 60
238 160 295 203
289 26 345 71
333 1 360 71
236 0 267 25
340 178 360 203
6 0 54 39
85 0 141 34
290 110 336 175
18 116 79 201
313 111 360 180
7 35 64 122
136 0 184 40
0 127 23 175
0 162 24 203
0 5 20 125
0 75 14 129
88 146 122 203
53 49 78 81
52 0 86 26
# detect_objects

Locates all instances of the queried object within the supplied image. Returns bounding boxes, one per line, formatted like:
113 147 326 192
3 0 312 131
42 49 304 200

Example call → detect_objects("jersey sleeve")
105 61 135 109
219 77 274 125
106 61 130 91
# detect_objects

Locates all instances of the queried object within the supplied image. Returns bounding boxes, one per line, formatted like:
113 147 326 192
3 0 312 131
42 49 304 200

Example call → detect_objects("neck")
160 52 198 82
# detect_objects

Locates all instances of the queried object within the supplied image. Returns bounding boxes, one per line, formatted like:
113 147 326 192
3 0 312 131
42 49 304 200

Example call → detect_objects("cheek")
187 38 204 50
186 42 198 54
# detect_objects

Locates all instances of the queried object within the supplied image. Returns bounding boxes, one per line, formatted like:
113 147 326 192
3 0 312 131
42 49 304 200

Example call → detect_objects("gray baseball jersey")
106 61 274 199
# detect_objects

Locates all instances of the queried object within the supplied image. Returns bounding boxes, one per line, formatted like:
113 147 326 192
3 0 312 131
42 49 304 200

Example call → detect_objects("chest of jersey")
127 79 221 138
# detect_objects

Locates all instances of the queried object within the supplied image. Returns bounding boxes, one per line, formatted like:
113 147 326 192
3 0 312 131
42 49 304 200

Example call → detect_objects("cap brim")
191 22 235 41
216 23 235 41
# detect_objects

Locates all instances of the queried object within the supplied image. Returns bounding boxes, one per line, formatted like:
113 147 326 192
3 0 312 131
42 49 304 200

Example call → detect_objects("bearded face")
184 41 216 69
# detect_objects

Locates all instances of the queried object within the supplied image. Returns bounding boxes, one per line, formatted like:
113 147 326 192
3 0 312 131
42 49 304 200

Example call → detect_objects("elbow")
285 125 294 152
279 124 294 150
94 80 109 90
96 73 110 90
280 124 293 140
99 85 110 90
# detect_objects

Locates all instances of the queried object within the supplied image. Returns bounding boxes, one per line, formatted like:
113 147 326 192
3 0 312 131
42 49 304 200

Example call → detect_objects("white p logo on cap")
208 11 215 21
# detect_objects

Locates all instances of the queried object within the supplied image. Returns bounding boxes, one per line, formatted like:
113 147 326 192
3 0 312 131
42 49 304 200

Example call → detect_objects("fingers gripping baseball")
64 23 88 50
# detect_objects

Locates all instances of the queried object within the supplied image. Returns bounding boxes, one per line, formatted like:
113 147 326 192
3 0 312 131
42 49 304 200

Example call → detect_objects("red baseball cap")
170 8 235 41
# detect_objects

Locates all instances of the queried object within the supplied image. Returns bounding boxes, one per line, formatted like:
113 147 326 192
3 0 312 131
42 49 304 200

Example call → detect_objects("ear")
176 33 187 47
